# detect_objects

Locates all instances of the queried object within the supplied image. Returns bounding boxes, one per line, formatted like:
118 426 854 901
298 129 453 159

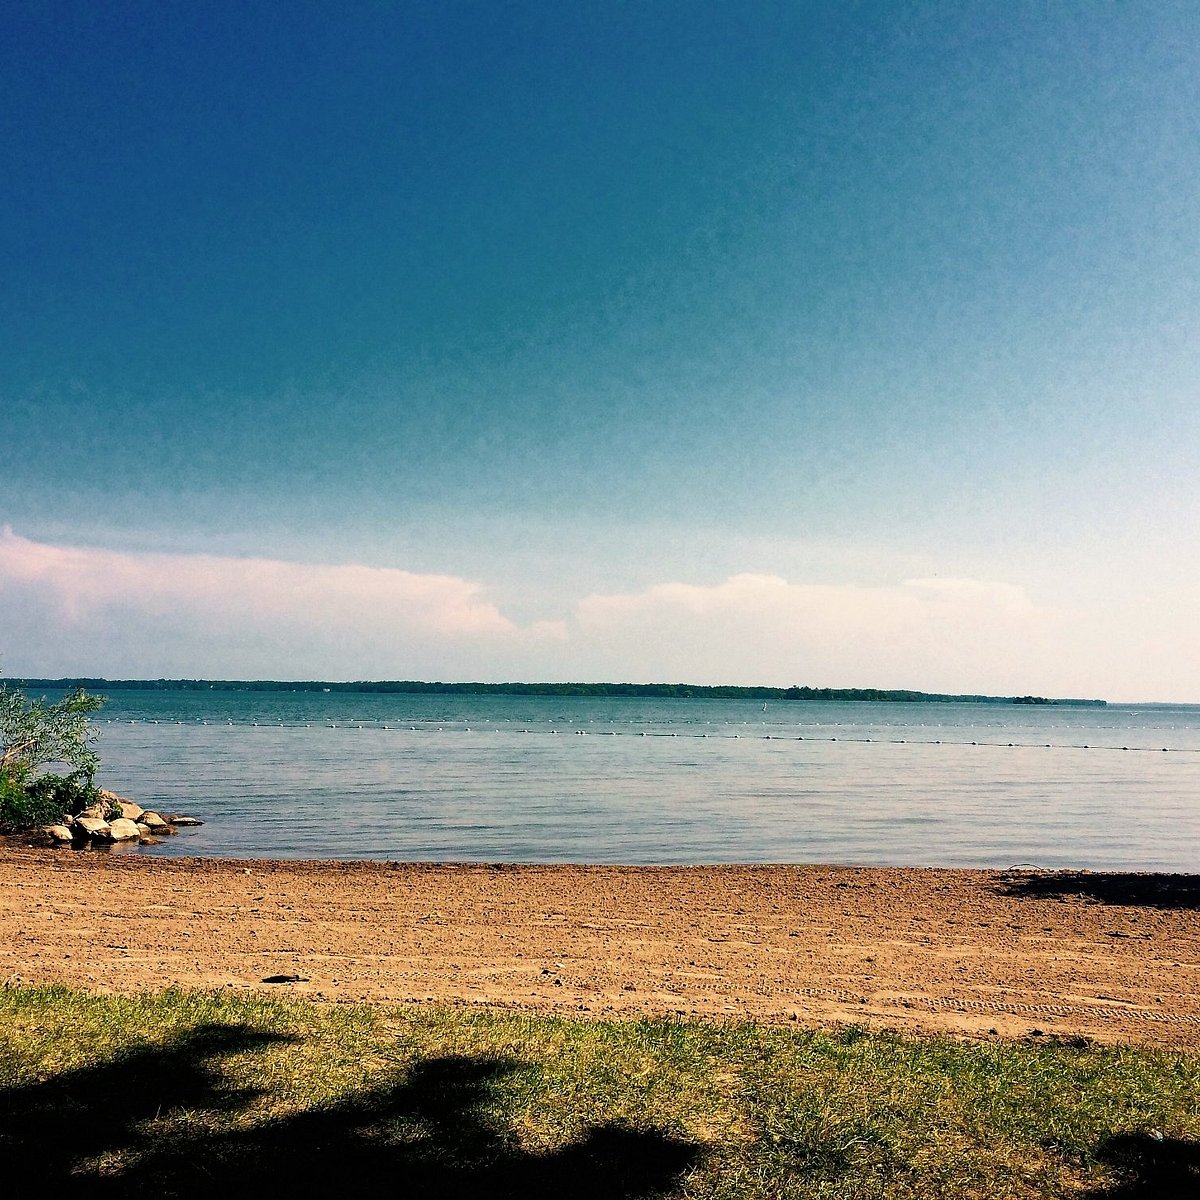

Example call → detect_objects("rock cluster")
43 790 204 847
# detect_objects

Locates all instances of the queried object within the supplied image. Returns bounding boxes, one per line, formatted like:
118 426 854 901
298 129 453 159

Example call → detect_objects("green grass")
2 987 1198 1197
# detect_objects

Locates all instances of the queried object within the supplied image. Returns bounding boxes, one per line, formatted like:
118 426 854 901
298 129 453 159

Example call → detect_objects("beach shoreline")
3 847 1198 1048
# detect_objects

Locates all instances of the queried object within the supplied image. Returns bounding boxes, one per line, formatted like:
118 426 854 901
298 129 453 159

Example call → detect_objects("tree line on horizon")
11 677 1106 706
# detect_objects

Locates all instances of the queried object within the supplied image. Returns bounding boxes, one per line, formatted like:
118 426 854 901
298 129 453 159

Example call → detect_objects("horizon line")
8 676 1112 706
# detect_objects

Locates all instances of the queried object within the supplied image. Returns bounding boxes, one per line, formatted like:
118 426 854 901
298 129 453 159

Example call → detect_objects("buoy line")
97 718 1200 754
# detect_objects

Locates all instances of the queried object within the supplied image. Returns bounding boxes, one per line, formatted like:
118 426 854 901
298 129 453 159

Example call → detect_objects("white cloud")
0 526 514 634
572 572 1066 693
1 529 1194 700
0 527 547 678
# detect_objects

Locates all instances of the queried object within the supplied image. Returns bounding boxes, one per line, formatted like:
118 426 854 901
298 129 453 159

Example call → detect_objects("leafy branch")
0 685 105 782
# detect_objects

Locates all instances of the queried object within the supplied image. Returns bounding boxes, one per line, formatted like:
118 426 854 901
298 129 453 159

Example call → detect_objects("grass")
2 987 1199 1197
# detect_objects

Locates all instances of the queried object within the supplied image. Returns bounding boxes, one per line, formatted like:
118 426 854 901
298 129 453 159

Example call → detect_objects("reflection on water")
56 692 1200 870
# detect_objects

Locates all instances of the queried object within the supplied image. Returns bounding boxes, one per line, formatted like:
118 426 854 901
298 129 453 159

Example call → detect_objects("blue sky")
2 2 1197 699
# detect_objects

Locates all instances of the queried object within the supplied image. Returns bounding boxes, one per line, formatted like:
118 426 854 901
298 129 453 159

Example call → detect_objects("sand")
2 847 1198 1048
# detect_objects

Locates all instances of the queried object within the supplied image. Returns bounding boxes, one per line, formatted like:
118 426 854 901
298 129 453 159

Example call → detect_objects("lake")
57 690 1200 870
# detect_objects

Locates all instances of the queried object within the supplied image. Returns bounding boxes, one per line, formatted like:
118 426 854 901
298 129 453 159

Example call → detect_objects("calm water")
56 690 1200 870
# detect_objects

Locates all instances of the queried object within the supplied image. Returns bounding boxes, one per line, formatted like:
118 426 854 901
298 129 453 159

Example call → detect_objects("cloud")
572 572 1066 693
0 527 546 678
2 529 1192 699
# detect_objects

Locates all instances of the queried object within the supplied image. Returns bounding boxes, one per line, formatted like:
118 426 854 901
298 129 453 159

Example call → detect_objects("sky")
2 2 1197 701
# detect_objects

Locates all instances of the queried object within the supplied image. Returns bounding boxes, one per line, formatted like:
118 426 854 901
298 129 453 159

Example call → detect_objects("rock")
135 823 152 836
44 825 74 843
95 790 129 819
166 815 204 827
107 818 142 841
119 801 145 821
139 811 170 831
74 816 111 839
77 804 107 821
139 835 163 846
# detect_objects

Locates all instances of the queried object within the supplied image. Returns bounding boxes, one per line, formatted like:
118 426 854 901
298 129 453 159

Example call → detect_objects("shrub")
0 770 42 833
1 684 105 781
0 770 112 835
0 683 107 833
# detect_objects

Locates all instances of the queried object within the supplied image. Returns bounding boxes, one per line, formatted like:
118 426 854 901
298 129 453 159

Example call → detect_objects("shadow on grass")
1084 1133 1200 1197
0 1022 701 1198
997 871 1200 910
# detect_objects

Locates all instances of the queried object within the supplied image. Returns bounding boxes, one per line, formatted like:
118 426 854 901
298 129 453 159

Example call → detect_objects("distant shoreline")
12 677 1108 706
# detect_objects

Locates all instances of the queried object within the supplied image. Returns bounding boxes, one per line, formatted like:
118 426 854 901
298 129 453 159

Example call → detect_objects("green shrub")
1 683 104 781
0 682 107 832
0 769 41 833
0 769 100 832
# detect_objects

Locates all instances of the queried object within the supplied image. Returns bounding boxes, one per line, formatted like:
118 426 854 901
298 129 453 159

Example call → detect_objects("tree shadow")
0 1022 701 1198
1081 1133 1200 1197
996 871 1200 910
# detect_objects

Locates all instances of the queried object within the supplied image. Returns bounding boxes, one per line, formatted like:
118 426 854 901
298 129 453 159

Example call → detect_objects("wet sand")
3 848 1198 1047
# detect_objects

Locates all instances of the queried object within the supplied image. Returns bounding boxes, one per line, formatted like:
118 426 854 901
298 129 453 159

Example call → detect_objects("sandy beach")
3 847 1198 1048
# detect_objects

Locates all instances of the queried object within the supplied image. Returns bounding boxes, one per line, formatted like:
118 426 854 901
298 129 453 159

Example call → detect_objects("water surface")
61 691 1200 870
